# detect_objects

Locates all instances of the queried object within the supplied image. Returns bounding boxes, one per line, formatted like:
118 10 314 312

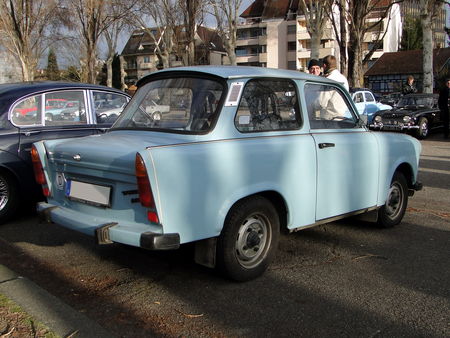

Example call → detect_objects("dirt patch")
0 294 57 338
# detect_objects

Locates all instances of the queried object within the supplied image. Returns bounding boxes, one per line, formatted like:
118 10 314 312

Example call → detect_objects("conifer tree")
46 49 60 81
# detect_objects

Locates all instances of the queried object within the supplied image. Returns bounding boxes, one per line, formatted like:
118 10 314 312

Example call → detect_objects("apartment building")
0 49 21 83
236 0 446 72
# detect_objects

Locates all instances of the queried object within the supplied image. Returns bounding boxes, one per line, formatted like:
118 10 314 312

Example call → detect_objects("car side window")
93 91 129 124
354 93 363 103
43 91 86 126
365 92 375 102
11 95 42 126
235 79 301 132
305 83 357 129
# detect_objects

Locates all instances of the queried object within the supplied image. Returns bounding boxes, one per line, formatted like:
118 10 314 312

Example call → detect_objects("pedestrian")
321 55 349 91
402 75 418 95
307 59 322 76
438 78 450 139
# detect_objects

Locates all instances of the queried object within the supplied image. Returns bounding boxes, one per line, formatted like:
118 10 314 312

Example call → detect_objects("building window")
287 25 296 34
287 61 297 70
288 41 296 51
143 56 150 63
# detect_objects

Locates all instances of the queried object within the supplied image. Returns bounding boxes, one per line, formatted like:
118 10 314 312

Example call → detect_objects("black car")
0 82 130 223
379 92 402 107
371 93 441 139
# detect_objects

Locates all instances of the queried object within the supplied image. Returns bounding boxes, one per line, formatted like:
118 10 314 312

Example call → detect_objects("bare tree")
208 0 242 65
335 0 401 87
419 0 446 93
0 0 59 81
62 0 126 84
180 0 206 65
298 0 334 60
328 0 348 76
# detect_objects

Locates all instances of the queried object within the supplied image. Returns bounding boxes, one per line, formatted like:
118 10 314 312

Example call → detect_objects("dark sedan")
0 82 130 223
370 93 441 139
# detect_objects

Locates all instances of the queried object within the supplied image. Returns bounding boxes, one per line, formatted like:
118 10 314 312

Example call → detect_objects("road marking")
419 167 450 175
420 155 450 162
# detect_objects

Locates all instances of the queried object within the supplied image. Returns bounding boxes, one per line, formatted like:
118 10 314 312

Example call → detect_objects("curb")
0 264 114 338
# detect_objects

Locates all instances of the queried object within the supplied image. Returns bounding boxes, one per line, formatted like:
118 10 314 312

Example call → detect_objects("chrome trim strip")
289 206 379 233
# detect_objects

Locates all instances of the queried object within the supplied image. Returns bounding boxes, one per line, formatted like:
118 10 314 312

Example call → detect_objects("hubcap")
235 213 271 269
385 182 403 219
0 176 9 211
421 121 428 136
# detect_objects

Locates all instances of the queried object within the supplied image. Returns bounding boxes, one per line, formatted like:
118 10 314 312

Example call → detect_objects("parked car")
371 93 441 139
380 92 402 107
350 88 392 124
33 67 422 281
0 82 130 223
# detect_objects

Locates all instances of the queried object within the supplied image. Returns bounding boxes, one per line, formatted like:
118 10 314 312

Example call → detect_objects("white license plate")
66 180 111 207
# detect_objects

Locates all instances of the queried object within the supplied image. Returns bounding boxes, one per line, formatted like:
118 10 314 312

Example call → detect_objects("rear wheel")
0 172 19 224
216 196 279 282
416 117 429 139
377 172 408 228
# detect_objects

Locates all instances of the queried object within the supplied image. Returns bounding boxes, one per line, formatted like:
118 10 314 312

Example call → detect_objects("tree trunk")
339 0 347 77
421 3 433 93
106 57 113 87
310 34 321 60
119 55 127 91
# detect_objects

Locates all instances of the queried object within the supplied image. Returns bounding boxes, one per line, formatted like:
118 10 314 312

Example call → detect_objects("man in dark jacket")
438 79 450 139
402 75 418 95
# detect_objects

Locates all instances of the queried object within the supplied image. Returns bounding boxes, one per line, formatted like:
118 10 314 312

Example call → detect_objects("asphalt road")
0 133 449 337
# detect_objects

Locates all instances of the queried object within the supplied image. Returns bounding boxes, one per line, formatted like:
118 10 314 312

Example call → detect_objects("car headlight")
374 115 382 123
403 116 411 123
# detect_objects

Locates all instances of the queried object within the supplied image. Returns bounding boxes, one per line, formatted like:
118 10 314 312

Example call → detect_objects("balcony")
139 62 153 69
236 55 259 63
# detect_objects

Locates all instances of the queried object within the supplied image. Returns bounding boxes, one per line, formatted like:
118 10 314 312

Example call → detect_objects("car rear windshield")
111 77 225 133
397 96 434 108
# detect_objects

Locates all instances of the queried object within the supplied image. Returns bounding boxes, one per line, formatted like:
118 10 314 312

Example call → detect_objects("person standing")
321 55 349 91
438 79 450 139
307 59 322 76
402 75 418 95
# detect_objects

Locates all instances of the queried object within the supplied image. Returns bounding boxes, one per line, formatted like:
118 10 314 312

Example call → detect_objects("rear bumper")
408 181 423 196
37 202 180 250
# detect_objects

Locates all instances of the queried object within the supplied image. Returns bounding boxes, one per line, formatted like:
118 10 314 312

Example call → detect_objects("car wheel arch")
394 162 415 189
221 190 288 234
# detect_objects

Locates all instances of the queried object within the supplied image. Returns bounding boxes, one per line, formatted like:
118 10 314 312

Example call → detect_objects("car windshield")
397 96 434 108
112 77 225 133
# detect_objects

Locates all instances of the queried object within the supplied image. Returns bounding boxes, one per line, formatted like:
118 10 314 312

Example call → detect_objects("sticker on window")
225 82 244 107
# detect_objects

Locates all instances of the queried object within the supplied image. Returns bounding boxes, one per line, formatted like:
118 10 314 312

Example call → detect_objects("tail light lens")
31 145 51 197
135 153 159 224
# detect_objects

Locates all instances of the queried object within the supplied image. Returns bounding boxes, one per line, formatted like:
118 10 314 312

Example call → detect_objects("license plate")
66 180 111 207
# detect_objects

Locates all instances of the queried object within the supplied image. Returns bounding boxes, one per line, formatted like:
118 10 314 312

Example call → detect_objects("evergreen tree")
400 15 423 51
46 49 60 80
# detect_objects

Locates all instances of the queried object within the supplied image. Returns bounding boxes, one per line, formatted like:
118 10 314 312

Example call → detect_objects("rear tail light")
135 153 159 224
31 145 51 197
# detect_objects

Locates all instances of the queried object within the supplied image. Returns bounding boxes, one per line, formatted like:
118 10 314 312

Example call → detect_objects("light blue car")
350 88 392 124
33 66 422 281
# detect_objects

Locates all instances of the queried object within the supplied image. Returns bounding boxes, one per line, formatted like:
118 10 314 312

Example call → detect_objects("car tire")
0 172 19 224
216 196 279 282
416 117 429 139
377 172 408 228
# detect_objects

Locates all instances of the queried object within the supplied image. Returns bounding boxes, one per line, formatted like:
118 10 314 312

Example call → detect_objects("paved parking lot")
0 134 449 337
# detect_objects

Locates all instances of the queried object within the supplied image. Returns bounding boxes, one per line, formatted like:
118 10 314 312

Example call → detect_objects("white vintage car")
32 66 422 281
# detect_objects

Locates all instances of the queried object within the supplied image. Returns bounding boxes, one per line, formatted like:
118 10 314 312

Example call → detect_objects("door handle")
318 142 335 149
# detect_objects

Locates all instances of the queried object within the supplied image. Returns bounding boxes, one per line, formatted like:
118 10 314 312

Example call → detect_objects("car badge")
73 154 81 161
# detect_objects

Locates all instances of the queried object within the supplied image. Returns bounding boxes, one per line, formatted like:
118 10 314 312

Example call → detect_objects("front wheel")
416 117 429 139
377 172 408 228
216 196 280 282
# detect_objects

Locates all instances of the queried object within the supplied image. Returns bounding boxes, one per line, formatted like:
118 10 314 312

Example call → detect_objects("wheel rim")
385 182 403 220
235 213 272 269
0 176 9 211
420 121 428 136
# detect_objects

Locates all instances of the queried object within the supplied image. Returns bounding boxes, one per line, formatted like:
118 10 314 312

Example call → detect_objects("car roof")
137 65 342 88
349 87 371 93
0 82 127 107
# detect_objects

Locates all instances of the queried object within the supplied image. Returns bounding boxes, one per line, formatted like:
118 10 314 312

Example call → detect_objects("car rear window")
112 77 225 133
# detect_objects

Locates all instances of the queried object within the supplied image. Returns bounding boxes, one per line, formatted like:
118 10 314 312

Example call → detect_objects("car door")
12 89 99 164
304 83 379 221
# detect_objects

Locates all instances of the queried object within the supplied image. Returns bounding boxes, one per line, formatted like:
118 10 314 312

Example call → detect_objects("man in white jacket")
322 55 349 91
